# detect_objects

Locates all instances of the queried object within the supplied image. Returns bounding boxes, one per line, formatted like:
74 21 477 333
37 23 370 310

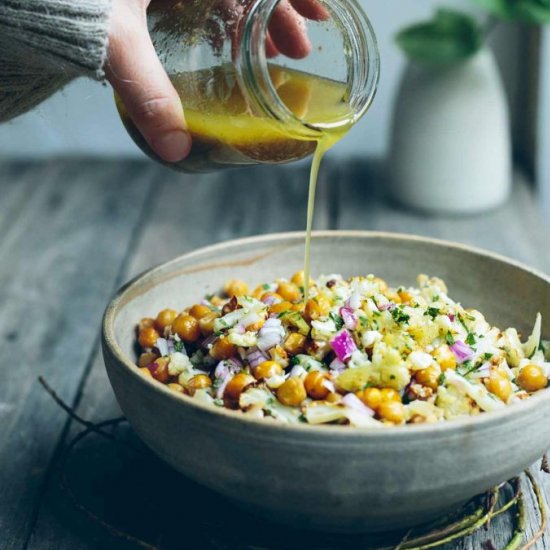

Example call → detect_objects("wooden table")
1 158 550 550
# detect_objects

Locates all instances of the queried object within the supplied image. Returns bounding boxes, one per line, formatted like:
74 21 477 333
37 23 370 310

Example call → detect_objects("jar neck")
237 0 379 138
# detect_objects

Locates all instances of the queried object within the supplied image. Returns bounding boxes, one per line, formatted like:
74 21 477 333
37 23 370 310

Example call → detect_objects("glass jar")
116 0 379 172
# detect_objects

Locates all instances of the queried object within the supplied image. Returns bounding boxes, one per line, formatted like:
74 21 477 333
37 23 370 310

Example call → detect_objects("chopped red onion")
329 358 346 372
257 317 284 351
216 373 232 399
290 364 307 378
225 357 243 371
239 311 261 329
378 302 396 312
262 294 280 306
155 338 170 357
341 393 375 416
345 292 361 310
450 340 475 363
448 313 455 322
330 330 357 362
340 306 357 330
246 347 269 368
214 361 229 379
147 362 159 375
201 333 218 350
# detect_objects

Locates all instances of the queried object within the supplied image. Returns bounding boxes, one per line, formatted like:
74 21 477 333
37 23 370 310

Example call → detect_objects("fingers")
105 2 191 163
289 0 330 21
265 31 280 58
269 0 311 59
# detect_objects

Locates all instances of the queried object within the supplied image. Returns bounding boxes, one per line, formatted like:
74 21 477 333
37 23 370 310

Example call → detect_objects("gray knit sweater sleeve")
0 0 112 122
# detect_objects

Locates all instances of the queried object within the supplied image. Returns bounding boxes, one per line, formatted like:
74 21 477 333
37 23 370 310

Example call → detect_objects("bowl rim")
103 229 550 440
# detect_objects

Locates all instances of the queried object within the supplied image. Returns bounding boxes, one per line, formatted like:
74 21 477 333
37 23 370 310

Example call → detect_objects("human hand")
105 0 327 163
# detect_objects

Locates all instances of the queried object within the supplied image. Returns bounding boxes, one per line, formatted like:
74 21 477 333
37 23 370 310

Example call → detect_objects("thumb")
105 2 191 163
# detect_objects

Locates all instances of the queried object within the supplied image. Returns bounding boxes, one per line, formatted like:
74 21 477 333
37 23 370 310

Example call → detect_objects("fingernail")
153 130 191 163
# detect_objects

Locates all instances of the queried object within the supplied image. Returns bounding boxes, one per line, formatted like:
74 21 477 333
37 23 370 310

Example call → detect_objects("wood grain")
0 160 154 549
2 158 549 550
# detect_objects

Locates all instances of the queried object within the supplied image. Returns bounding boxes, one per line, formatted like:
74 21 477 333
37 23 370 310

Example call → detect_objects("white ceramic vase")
389 48 511 214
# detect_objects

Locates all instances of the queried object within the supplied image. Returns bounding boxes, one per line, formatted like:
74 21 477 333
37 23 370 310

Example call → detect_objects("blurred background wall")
0 0 522 159
1 0 546 221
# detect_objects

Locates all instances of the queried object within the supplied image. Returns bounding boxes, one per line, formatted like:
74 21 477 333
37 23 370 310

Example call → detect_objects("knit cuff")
0 0 112 80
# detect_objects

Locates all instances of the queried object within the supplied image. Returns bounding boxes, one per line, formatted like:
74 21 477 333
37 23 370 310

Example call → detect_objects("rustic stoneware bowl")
102 231 550 533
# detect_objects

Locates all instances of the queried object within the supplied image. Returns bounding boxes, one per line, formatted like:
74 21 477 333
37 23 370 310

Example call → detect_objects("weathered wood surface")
1 158 549 550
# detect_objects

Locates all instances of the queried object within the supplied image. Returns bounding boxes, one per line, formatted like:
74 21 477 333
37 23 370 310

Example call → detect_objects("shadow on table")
44 420 513 550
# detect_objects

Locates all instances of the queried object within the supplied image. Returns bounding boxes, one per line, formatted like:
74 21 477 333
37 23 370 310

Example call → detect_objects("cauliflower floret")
227 330 257 347
168 352 194 376
436 386 474 419
311 318 338 341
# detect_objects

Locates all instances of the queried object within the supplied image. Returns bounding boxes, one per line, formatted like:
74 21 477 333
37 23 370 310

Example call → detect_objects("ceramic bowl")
102 231 550 533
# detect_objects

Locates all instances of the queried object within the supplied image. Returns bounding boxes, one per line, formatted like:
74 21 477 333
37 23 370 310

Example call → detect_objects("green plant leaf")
469 0 515 18
471 0 550 24
396 9 483 64
514 1 550 24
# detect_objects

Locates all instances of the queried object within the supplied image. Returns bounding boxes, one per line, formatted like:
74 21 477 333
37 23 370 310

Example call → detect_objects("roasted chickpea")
139 366 153 378
138 317 155 331
380 388 402 403
260 291 283 303
378 401 406 424
210 337 237 360
198 312 220 336
277 281 301 302
224 373 255 404
291 270 313 288
356 387 382 411
224 279 249 298
385 291 402 304
253 360 283 380
269 300 294 315
398 290 414 304
138 326 160 349
149 357 170 383
246 319 265 332
415 367 440 390
154 309 177 332
433 345 457 371
304 371 330 400
252 285 265 299
517 364 548 392
485 374 513 402
188 304 212 320
283 332 307 355
167 383 185 393
172 314 201 342
186 374 213 395
373 277 388 293
277 377 307 407
138 351 158 368
326 392 342 404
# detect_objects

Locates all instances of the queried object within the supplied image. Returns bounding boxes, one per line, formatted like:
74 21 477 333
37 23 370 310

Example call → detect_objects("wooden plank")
0 160 154 550
26 160 550 549
333 161 550 550
27 161 329 549
332 161 550 273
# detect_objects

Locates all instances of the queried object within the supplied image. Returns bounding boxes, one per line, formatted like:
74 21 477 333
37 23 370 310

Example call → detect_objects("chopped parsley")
425 307 440 320
290 356 300 366
483 352 493 361
329 312 344 330
457 360 477 377
391 306 410 325
174 341 186 353
446 331 455 346
465 333 476 346
262 283 271 290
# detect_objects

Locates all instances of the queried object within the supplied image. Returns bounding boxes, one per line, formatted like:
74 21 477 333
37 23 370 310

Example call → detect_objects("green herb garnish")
329 312 344 330
425 307 440 320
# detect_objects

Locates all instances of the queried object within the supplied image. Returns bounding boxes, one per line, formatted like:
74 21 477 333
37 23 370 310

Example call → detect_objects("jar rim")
237 0 380 136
